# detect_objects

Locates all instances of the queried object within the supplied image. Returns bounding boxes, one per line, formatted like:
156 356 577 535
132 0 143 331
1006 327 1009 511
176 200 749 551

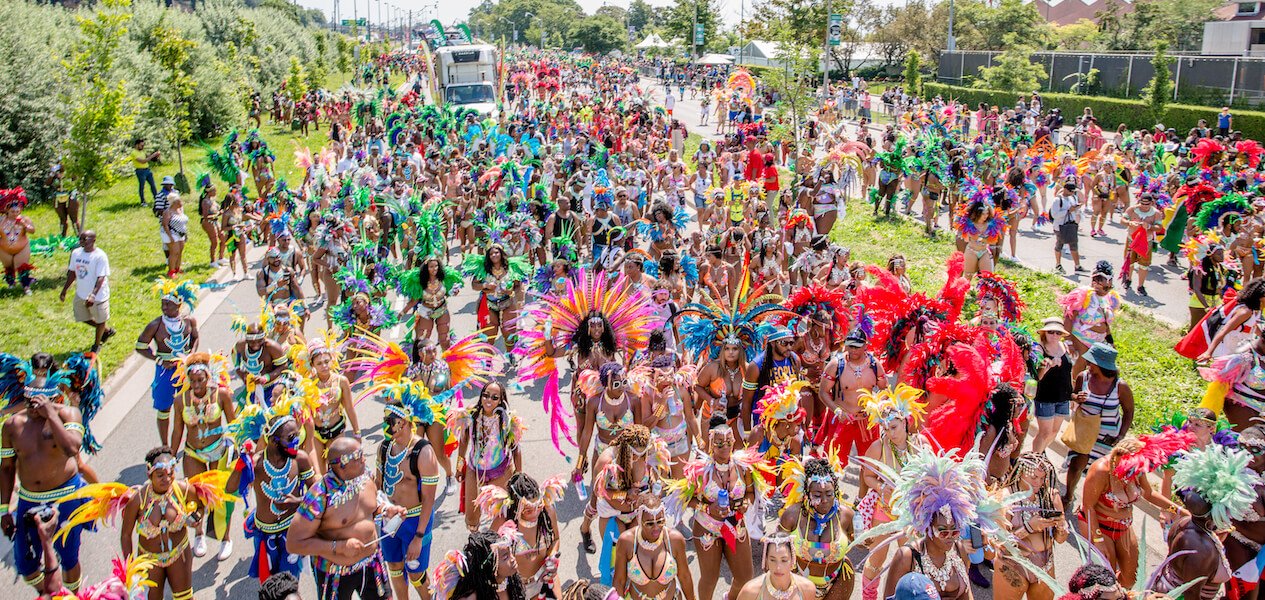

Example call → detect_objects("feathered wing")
443 330 505 386
922 343 991 455
54 483 134 544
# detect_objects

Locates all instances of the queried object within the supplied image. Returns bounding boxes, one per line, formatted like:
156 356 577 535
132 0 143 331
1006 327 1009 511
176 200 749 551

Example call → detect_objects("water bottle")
576 480 589 502
717 487 730 510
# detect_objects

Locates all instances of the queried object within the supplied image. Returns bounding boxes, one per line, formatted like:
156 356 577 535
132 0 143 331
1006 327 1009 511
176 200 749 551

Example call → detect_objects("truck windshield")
446 84 495 105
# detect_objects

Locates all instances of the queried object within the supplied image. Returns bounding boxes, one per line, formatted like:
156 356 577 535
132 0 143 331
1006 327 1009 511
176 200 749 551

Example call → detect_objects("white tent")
695 53 734 65
634 33 672 49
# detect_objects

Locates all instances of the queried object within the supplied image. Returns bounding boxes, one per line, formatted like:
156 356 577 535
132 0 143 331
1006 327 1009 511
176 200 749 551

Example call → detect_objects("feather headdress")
754 379 809 424
171 351 232 398
1114 429 1197 481
151 277 199 311
1172 445 1263 529
781 283 850 339
1 188 29 210
675 278 792 362
776 448 848 509
859 383 927 429
61 353 104 454
973 271 1025 323
514 270 656 455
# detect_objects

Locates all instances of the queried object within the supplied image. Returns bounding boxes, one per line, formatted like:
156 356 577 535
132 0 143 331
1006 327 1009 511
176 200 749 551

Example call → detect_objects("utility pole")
408 10 413 48
822 0 830 91
947 0 957 52
691 0 697 59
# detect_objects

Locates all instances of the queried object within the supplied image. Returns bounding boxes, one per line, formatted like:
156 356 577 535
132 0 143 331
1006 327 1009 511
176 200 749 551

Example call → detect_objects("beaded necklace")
261 452 298 514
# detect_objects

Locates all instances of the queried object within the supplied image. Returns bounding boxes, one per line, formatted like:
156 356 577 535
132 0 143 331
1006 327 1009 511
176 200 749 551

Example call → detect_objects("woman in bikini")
994 453 1068 600
1088 161 1114 237
197 180 225 267
957 197 998 279
735 535 819 600
120 446 229 600
592 425 666 586
401 256 459 350
1076 434 1189 588
477 472 566 600
304 339 356 473
471 244 525 349
670 416 757 600
1 189 35 294
777 455 855 600
614 494 696 600
168 352 236 560
452 381 524 531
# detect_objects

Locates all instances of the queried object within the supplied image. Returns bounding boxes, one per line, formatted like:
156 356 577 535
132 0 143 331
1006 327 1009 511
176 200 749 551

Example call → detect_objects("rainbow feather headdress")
777 449 848 509
675 278 791 362
972 271 1025 323
514 270 656 455
754 379 808 424
224 382 314 448
1172 445 1263 529
859 383 927 429
475 472 568 519
51 554 157 600
151 277 199 312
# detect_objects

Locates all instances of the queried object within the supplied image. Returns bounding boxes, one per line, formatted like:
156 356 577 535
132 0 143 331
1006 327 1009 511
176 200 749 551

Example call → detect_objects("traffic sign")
693 23 704 46
341 18 368 26
828 14 843 46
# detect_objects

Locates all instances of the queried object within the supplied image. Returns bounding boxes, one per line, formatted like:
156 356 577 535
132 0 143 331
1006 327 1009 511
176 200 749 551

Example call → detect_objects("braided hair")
1007 451 1058 512
506 473 556 550
561 580 615 600
452 531 526 600
802 457 837 505
468 381 510 463
611 425 651 492
575 311 618 363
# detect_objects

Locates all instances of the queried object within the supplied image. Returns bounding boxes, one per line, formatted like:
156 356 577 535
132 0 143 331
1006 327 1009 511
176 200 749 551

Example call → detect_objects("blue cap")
763 325 793 343
887 573 940 600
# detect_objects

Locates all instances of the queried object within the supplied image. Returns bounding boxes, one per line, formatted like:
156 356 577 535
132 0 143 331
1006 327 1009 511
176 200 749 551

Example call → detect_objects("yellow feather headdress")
151 277 199 312
859 383 927 430
172 351 232 397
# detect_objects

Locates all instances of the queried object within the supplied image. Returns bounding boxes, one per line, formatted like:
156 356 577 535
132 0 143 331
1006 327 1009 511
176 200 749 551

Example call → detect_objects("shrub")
925 82 1265 140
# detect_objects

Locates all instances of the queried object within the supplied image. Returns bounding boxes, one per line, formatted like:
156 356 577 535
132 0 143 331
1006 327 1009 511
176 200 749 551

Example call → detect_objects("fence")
936 51 1265 107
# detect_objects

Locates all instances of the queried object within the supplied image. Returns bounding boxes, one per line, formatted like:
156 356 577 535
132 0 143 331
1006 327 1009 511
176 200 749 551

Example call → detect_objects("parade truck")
433 43 500 119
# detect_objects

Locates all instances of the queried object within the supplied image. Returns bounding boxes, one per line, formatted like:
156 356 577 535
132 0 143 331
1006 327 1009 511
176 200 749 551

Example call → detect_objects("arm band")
64 422 86 435
742 379 758 391
0 504 10 516
300 469 316 481
135 342 150 350
419 475 441 486
0 447 14 459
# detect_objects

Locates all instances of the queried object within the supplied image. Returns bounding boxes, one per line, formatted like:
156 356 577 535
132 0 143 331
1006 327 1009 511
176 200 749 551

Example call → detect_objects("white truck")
433 43 499 118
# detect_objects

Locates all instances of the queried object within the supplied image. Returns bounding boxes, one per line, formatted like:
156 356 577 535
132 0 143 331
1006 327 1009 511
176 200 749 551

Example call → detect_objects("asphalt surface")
650 79 1193 327
0 82 1170 599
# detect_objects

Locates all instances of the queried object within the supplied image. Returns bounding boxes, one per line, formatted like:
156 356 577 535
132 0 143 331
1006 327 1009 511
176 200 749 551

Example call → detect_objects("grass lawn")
1 121 335 377
830 207 1202 428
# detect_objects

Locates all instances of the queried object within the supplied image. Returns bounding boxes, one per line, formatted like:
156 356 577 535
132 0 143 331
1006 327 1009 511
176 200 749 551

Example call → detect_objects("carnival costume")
146 278 200 423
475 474 569 598
773 451 855 598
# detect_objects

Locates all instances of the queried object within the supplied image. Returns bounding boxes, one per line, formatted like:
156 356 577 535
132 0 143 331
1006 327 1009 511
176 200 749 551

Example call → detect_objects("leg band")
65 575 81 591
157 411 171 419
24 573 44 589
173 589 194 600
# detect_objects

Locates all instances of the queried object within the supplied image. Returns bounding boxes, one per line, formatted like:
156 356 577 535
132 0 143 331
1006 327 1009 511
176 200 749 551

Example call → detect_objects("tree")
1050 19 1101 51
1141 44 1173 126
336 35 353 75
664 0 722 56
904 51 922 97
150 22 198 191
61 0 136 227
567 15 626 53
974 33 1046 92
957 0 1049 51
285 56 308 103
628 0 654 33
765 29 819 153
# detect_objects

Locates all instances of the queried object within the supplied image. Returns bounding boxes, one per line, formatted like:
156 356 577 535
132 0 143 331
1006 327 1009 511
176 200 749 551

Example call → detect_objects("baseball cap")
887 573 940 600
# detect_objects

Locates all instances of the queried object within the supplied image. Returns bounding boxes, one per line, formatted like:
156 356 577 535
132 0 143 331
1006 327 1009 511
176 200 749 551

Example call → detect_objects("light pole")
822 0 831 91
522 11 534 46
947 0 956 52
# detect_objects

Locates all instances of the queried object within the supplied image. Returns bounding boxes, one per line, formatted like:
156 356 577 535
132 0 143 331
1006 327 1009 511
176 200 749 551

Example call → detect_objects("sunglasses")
934 526 961 539
332 449 364 468
149 458 177 473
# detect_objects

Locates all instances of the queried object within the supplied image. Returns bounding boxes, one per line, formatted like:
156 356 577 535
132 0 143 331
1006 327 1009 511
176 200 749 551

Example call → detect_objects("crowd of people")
0 45 1260 600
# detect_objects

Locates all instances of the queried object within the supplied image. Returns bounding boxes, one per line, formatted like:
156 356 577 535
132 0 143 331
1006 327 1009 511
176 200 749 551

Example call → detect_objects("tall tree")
974 33 1047 92
61 0 136 227
568 15 626 53
1141 43 1173 124
628 0 654 33
150 22 198 191
664 0 722 55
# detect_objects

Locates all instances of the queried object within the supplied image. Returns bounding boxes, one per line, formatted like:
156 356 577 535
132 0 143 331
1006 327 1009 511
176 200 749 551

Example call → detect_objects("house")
1202 2 1265 55
1026 0 1133 25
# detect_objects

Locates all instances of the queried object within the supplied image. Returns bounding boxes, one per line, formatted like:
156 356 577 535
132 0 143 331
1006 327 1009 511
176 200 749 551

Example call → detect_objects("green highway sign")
694 23 704 46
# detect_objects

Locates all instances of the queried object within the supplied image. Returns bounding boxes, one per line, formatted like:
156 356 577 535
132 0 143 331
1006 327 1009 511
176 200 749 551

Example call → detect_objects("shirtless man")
136 289 200 446
377 401 441 599
288 436 407 600
695 339 748 433
742 327 802 435
544 196 583 262
816 329 885 464
225 413 316 581
256 247 304 317
0 384 89 594
233 323 289 407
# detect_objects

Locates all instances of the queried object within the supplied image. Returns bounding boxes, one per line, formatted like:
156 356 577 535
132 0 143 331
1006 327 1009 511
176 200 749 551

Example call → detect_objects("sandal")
581 530 596 554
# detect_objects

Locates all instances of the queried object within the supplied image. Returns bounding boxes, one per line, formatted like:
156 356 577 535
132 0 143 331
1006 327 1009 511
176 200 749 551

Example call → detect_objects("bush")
925 82 1265 140
0 0 347 197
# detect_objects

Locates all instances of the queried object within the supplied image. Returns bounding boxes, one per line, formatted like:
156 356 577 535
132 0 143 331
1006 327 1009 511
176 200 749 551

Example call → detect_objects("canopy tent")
695 53 734 65
634 33 673 49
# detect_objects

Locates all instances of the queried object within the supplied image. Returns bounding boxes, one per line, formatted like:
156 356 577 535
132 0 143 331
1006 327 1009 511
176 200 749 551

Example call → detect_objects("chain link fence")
937 51 1265 107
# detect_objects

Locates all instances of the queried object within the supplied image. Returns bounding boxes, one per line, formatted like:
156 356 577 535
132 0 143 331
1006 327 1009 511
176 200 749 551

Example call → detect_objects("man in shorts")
59 231 115 352
1050 181 1084 274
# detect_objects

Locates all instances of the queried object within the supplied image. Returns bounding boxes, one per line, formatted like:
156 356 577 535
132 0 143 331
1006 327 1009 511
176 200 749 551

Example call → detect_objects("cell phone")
968 524 983 549
1040 509 1064 519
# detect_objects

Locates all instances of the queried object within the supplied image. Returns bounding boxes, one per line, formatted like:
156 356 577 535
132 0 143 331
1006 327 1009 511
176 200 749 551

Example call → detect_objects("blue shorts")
1035 401 1071 419
245 513 302 579
152 363 178 413
380 511 435 574
728 111 739 122
693 192 710 209
14 474 93 578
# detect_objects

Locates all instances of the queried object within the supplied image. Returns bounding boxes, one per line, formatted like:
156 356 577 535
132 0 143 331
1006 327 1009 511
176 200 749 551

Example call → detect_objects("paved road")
647 79 1193 327
0 88 1169 599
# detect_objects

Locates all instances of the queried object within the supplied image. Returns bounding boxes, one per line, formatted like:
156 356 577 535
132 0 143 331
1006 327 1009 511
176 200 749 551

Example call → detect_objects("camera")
24 505 54 527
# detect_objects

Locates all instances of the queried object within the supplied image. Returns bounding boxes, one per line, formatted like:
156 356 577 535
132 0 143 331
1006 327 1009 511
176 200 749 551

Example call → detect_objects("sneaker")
101 327 117 344
1122 280 1131 292
1055 265 1065 274
217 540 233 560
1138 286 1148 297
1074 265 1087 273
193 535 208 557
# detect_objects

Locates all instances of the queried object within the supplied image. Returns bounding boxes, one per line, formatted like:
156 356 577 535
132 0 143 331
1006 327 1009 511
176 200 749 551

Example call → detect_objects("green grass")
1 122 332 377
830 208 1202 428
